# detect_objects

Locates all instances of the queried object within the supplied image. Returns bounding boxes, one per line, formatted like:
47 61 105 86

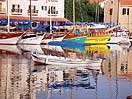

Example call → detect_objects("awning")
0 19 8 25
33 25 48 32
0 16 70 22
16 24 31 29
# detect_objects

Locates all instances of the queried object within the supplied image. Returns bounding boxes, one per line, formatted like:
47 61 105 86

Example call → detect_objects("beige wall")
104 0 119 25
104 0 132 32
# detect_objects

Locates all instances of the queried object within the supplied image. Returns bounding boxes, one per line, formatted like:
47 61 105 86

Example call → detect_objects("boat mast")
49 1 52 34
30 0 32 31
117 0 119 25
7 0 10 32
95 0 99 23
73 0 75 23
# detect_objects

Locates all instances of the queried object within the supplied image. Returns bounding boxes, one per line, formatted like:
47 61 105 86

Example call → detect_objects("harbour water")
0 44 132 99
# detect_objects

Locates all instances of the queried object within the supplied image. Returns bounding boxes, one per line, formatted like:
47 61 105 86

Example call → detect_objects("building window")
122 8 126 15
42 6 47 11
28 5 37 13
111 1 113 4
127 8 129 15
110 8 113 15
11 4 22 14
48 6 58 15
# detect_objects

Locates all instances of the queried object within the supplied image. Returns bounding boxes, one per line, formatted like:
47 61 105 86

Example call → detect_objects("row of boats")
0 23 131 45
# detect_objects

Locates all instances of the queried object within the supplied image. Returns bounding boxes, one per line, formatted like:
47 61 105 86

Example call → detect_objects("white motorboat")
106 26 130 44
17 31 45 44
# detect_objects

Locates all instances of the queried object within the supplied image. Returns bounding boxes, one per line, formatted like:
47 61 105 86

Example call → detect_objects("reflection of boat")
31 53 97 67
0 45 21 55
107 44 130 52
18 44 43 54
49 41 110 54
85 44 110 54
31 44 102 67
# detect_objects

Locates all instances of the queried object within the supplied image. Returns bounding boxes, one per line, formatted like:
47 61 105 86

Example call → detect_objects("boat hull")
18 32 44 45
0 32 23 44
31 53 102 67
0 36 20 44
18 36 43 44
63 36 86 44
85 35 111 44
107 36 130 44
42 35 65 44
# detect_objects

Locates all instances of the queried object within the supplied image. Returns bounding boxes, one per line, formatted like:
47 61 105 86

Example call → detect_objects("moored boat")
63 29 87 44
17 31 45 44
85 35 111 44
0 31 23 44
41 32 66 44
105 25 130 44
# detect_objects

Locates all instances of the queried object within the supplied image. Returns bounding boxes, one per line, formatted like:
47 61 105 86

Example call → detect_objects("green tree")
64 0 104 22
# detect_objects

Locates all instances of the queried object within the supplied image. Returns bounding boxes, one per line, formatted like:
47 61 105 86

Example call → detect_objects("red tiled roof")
0 15 69 22
120 0 132 5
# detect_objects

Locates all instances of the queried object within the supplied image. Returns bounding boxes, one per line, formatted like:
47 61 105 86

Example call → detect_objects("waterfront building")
104 0 132 32
0 0 68 26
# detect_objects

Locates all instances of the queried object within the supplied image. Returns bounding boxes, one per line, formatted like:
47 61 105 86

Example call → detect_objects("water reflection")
0 44 132 99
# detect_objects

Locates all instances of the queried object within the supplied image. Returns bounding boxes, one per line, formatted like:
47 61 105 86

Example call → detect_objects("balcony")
28 9 38 16
11 9 22 15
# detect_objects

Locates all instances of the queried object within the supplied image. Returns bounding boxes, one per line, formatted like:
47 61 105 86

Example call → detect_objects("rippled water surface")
0 44 132 99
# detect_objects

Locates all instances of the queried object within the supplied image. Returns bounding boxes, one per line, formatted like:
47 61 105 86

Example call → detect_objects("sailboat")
0 0 24 44
63 0 111 44
17 0 45 45
62 0 87 44
41 2 66 44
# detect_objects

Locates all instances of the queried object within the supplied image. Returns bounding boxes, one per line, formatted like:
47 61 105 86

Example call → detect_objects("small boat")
0 45 21 55
41 32 66 44
17 31 45 44
106 25 130 44
17 44 43 54
84 27 111 44
63 25 111 44
0 26 23 44
0 32 23 44
63 29 87 44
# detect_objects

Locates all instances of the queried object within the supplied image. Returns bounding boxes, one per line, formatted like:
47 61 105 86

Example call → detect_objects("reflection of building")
0 47 101 99
102 47 132 81
0 52 32 99
104 0 132 32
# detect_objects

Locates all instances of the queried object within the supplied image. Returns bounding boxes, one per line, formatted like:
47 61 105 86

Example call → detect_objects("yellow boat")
84 27 111 44
85 35 111 44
